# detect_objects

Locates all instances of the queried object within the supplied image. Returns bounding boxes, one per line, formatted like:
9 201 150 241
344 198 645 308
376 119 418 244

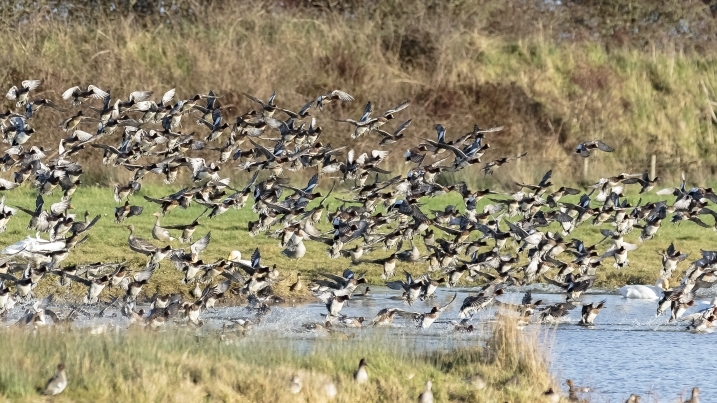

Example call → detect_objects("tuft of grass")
0 319 554 402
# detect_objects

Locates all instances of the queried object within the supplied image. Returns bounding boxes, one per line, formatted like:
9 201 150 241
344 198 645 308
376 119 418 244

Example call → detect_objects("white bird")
694 296 717 312
619 278 668 299
288 375 302 394
6 79 42 107
418 380 434 403
323 380 338 400
354 358 368 384
226 250 253 269
1 234 65 258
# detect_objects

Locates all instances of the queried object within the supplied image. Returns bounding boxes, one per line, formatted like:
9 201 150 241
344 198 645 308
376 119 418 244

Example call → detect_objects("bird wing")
392 119 413 135
304 173 319 193
22 80 43 91
385 280 407 291
421 138 467 159
329 90 354 102
433 223 462 236
88 85 109 99
63 273 94 287
249 139 275 160
61 86 80 100
542 275 567 289
128 206 144 216
161 88 176 105
133 266 156 282
538 169 553 187
319 272 347 285
504 218 529 239
596 141 614 152
50 199 72 215
190 232 211 255
384 100 410 116
439 292 458 312
90 144 122 155
243 93 267 108
689 216 712 228
522 290 533 305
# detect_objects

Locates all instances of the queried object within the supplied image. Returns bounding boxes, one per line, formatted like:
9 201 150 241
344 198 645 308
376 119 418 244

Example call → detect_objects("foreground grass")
0 319 553 402
2 182 715 302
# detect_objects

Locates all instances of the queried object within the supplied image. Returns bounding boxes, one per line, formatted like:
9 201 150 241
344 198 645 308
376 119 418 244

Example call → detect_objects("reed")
0 318 555 402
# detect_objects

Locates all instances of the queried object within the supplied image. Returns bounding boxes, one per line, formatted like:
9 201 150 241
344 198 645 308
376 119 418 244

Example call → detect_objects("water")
268 287 717 402
13 286 715 402
545 293 713 403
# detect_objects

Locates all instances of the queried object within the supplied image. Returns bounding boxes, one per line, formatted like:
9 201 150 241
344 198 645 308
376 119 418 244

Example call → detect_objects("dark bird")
575 140 614 157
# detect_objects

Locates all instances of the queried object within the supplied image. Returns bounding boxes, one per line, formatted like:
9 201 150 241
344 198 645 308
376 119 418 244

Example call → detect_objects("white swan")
619 278 668 299
226 250 252 268
2 234 65 258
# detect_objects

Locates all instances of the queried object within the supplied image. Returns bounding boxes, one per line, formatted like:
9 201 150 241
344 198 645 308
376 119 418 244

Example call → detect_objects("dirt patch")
570 64 614 93
397 27 438 73
409 81 569 165
319 45 367 86
468 82 568 150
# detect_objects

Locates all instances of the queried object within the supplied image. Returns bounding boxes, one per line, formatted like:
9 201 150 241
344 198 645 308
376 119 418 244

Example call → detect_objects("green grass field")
1 180 713 301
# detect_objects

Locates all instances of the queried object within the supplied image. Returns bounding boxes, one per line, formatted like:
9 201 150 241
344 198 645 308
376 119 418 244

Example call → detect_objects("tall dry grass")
0 318 555 402
1 1 717 187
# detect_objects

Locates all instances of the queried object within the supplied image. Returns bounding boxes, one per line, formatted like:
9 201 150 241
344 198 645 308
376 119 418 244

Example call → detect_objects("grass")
2 181 715 302
1 1 717 186
2 1 711 400
0 318 553 402
0 0 714 297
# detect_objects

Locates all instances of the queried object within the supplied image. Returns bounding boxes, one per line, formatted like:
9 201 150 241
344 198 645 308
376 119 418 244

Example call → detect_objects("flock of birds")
0 79 712 401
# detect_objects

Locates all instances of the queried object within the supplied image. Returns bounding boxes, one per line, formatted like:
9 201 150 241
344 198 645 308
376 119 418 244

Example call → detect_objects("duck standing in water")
565 379 590 402
580 300 606 326
325 294 350 317
683 386 699 403
418 293 456 328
